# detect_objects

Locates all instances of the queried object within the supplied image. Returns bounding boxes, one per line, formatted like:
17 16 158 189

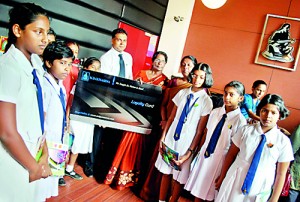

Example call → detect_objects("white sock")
159 200 166 202
66 165 74 172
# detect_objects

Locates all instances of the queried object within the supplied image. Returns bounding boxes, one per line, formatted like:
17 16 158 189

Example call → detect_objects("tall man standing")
100 28 133 79
84 28 133 178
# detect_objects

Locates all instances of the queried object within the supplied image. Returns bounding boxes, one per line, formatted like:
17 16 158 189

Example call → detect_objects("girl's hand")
215 175 224 190
65 151 70 164
173 151 192 166
29 163 44 182
159 140 164 155
38 152 52 177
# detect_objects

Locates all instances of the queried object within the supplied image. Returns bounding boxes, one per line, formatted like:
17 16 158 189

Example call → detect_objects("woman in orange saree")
104 51 168 190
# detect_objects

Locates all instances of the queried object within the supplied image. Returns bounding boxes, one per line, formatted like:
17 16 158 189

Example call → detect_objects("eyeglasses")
154 59 166 63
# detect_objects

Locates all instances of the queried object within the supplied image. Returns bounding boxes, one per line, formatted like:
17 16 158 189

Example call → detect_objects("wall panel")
0 0 167 58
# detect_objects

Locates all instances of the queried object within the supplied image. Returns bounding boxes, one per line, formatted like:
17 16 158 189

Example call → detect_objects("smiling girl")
185 81 247 202
155 63 214 202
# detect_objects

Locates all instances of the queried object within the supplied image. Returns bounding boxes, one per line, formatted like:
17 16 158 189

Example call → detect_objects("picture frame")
255 14 300 71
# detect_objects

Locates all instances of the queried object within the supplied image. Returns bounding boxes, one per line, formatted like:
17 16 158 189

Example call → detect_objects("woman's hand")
160 120 167 130
136 77 143 85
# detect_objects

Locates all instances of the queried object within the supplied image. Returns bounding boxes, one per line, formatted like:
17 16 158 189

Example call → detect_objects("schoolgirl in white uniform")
0 3 51 201
185 81 247 201
35 41 73 201
215 94 293 202
155 63 214 202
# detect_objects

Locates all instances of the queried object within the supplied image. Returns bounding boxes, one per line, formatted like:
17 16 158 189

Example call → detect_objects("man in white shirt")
100 28 133 79
86 28 133 178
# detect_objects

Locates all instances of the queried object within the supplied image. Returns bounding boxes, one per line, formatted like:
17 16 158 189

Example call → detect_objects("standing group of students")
0 2 297 202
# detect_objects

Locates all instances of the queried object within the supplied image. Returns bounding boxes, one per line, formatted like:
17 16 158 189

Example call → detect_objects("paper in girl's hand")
47 141 68 177
161 141 181 171
35 133 46 162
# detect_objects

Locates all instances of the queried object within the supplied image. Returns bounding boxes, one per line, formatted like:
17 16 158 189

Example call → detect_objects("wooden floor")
47 164 193 202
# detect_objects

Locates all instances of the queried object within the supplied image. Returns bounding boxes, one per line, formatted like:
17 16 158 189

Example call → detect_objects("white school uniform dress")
100 47 133 79
70 84 94 154
155 87 213 184
215 123 294 202
185 106 246 200
34 72 66 201
0 45 43 202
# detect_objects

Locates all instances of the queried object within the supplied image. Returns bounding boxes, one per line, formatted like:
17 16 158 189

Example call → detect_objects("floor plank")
47 164 192 201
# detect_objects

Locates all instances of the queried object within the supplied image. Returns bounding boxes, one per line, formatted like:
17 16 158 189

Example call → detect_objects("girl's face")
180 58 194 77
259 103 280 130
191 70 205 88
14 15 49 59
152 54 166 71
223 87 244 110
86 61 100 72
46 58 73 82
68 44 79 58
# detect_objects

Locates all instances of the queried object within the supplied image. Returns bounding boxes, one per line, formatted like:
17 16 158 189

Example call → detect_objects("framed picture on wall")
255 14 300 71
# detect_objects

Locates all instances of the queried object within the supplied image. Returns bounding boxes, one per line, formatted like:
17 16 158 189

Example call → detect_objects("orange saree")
104 71 166 190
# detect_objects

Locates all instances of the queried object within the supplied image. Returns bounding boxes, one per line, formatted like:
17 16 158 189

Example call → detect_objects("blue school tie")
204 114 227 158
119 54 125 78
59 88 66 143
32 69 44 134
174 93 197 141
241 134 266 195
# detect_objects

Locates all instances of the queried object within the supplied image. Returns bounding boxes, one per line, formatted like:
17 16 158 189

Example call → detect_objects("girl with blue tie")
155 63 214 202
34 41 73 201
0 3 51 201
185 80 247 202
215 94 293 202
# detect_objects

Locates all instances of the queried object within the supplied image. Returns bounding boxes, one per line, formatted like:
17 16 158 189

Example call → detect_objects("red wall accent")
183 0 300 132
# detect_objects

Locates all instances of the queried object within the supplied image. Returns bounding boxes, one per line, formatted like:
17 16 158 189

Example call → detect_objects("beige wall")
158 0 195 78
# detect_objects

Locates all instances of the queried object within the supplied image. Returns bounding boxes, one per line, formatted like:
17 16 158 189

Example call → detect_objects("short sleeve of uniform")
0 61 21 103
231 126 246 148
201 95 213 116
278 135 294 162
43 82 52 113
172 89 186 107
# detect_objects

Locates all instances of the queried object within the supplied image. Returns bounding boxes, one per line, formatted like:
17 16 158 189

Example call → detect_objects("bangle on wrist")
188 148 195 154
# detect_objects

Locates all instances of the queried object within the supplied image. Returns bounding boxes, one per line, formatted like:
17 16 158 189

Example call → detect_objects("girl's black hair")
188 62 213 88
180 55 197 67
256 94 290 120
224 81 245 96
5 3 49 52
43 41 74 67
152 51 168 63
48 27 56 38
83 57 100 69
